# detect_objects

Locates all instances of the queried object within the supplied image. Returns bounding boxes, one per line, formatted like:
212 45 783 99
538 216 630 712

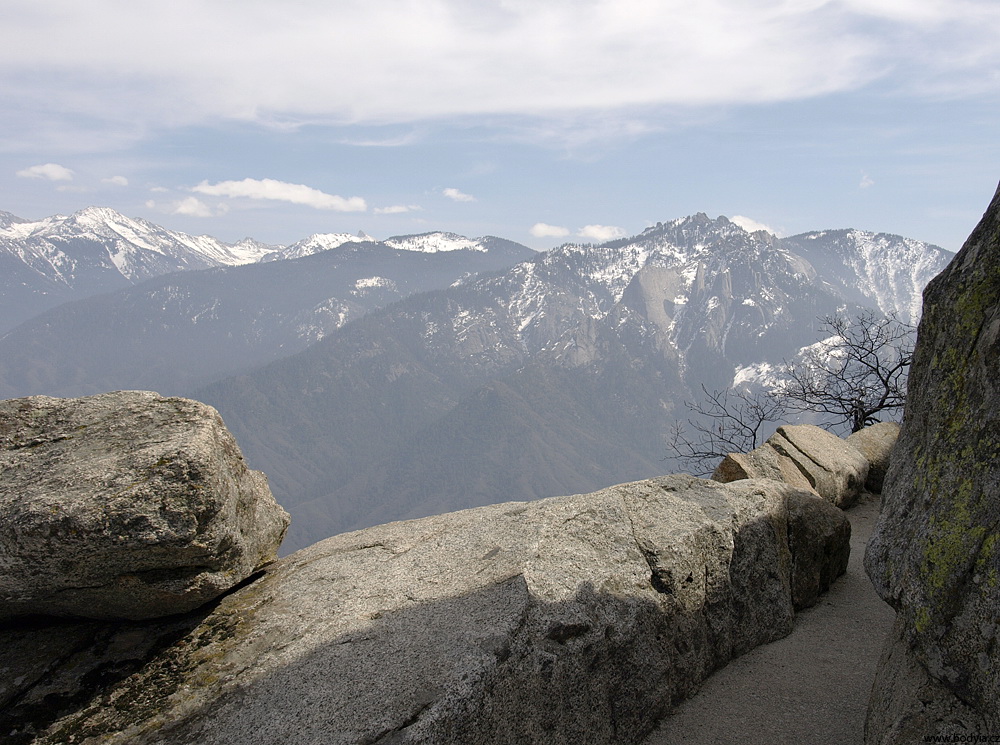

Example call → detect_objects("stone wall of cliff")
864 183 1000 741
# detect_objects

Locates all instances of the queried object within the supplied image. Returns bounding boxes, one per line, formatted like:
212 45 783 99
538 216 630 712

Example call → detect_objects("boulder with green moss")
864 183 1000 740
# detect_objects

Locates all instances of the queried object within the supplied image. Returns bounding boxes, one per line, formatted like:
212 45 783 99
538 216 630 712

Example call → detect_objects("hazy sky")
3 0 998 249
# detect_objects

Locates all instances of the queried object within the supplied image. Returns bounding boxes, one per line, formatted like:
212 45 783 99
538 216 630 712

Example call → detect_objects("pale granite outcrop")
5 475 849 745
0 391 289 621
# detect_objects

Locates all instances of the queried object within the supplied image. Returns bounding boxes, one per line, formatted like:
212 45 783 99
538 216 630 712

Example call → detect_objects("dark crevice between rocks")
0 566 271 745
0 614 207 745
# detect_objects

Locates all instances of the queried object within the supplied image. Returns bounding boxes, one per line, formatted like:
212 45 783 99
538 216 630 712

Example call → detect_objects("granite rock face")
5 475 849 745
864 183 1000 740
713 424 869 508
846 421 900 494
0 391 289 621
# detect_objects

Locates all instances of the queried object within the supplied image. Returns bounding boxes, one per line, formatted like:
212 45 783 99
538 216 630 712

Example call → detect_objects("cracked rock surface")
0 391 289 621
5 474 848 744
714 423 869 508
864 182 1000 741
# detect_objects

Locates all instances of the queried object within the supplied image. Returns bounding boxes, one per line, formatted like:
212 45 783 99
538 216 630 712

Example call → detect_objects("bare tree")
667 310 916 474
665 384 787 475
779 310 914 433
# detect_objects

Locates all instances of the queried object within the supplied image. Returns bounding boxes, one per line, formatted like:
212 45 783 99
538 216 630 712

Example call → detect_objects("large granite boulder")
0 391 290 621
3 475 849 745
864 183 1000 740
713 424 869 508
846 421 901 493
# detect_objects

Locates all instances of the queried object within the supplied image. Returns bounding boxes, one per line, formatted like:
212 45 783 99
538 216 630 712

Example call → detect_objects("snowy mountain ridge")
183 212 953 550
0 206 281 279
0 207 541 334
380 213 951 405
262 231 376 262
0 206 954 551
383 231 489 253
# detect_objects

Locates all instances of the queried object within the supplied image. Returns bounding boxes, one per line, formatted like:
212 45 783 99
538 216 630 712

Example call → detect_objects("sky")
2 0 999 251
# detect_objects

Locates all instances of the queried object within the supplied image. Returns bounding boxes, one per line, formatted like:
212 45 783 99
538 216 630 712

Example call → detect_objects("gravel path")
644 495 895 745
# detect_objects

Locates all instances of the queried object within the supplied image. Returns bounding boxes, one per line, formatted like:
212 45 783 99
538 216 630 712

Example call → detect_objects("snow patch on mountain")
295 298 355 343
733 361 781 389
384 232 486 253
779 229 951 324
352 276 398 296
264 232 373 262
0 207 282 285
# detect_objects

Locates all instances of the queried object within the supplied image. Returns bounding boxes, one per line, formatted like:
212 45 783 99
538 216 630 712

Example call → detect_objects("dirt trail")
645 495 894 745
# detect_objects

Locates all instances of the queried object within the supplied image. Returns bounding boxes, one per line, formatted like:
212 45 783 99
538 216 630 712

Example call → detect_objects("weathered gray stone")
712 446 813 492
846 421 901 493
5 475 849 745
785 490 852 609
864 182 1000 739
864 618 988 744
768 424 869 508
0 391 290 621
713 424 867 509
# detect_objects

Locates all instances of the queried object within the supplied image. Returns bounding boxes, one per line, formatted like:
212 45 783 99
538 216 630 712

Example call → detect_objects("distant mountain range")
0 207 277 333
0 207 953 552
0 206 530 335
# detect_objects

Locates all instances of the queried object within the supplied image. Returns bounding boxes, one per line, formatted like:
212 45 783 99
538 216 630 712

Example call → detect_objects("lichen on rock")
864 182 1000 740
0 390 290 621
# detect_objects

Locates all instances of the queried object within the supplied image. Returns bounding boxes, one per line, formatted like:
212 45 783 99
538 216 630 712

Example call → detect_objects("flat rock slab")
6 475 850 745
0 391 290 621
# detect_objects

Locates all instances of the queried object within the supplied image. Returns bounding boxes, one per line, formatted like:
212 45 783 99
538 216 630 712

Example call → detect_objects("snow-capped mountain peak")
779 228 951 324
263 232 376 262
228 238 284 264
0 210 27 230
383 232 487 253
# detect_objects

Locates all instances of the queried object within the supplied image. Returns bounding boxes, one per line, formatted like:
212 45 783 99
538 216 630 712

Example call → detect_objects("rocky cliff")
0 390 862 744
864 183 1000 740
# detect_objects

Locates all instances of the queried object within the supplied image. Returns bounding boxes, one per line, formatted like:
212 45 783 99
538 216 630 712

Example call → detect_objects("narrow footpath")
644 495 895 745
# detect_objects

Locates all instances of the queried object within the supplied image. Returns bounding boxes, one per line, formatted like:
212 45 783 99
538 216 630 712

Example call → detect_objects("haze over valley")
0 206 951 551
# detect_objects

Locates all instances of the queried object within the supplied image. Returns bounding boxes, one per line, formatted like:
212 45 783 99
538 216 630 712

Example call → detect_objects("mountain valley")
0 208 953 552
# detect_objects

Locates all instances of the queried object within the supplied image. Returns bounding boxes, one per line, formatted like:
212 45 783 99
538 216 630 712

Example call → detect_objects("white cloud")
102 175 128 186
337 132 423 147
730 215 777 235
530 222 570 238
16 163 74 181
192 178 366 212
172 197 213 218
578 224 628 242
443 187 475 203
6 0 998 142
374 204 421 215
860 171 875 189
